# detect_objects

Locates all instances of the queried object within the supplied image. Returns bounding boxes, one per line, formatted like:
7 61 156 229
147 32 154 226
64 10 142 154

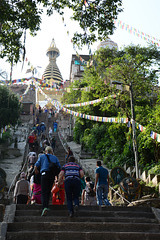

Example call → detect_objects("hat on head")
20 172 26 179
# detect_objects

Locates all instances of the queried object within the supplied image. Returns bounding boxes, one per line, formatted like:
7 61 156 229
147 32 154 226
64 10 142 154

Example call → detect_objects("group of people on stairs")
14 152 111 217
13 110 111 217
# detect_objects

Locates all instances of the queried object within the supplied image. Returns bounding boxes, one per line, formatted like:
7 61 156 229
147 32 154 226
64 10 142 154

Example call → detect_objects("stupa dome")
43 38 63 87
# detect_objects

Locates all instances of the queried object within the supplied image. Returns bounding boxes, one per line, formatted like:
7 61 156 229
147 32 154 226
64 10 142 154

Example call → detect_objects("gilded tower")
43 38 63 88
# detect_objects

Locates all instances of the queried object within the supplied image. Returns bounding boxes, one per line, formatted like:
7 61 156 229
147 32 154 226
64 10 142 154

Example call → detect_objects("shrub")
0 130 12 145
148 163 160 175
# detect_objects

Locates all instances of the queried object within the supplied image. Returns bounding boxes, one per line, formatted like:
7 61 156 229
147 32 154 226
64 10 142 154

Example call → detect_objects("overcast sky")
1 0 160 81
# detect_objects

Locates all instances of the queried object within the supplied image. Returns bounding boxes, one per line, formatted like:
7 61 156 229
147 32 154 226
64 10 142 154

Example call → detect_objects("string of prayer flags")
114 20 160 47
64 94 117 107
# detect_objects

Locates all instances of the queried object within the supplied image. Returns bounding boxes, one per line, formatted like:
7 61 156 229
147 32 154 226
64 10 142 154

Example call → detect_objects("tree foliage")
64 44 160 171
0 85 21 128
0 0 123 63
94 44 160 123
0 0 43 63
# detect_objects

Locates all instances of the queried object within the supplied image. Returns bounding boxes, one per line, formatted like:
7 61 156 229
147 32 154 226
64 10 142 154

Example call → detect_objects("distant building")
9 85 35 115
69 54 91 82
43 38 63 88
97 38 118 50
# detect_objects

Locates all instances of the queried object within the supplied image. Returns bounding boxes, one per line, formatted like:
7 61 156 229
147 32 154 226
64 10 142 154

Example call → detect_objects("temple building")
43 38 63 88
69 54 90 83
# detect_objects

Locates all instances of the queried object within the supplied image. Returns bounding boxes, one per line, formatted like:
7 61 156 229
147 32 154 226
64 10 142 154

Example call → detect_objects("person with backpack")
34 146 61 216
81 176 97 206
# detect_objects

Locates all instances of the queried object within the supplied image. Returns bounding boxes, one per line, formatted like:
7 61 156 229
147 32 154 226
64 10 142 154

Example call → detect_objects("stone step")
15 204 153 212
54 145 64 148
54 150 66 153
6 231 160 240
15 209 155 219
58 161 65 163
14 215 158 223
55 152 66 155
55 154 66 158
54 149 65 152
7 222 160 232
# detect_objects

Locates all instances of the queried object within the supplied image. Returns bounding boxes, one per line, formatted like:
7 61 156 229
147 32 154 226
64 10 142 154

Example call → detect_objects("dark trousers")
41 172 54 209
65 178 81 213
17 194 28 204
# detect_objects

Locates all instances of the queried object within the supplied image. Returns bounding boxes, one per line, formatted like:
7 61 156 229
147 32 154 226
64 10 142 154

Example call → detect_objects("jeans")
41 171 55 209
65 178 81 213
96 184 111 206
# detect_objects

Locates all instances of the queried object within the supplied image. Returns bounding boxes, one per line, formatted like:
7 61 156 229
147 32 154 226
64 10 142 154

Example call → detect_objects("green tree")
65 44 160 170
0 85 21 128
86 45 160 123
139 92 160 164
61 80 82 106
0 0 123 64
0 0 42 63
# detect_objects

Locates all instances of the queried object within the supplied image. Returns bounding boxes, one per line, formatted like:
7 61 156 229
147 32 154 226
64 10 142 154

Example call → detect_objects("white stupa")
97 37 118 50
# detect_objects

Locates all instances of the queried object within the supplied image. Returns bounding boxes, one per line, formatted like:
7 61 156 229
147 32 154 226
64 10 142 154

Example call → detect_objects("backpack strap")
45 154 51 163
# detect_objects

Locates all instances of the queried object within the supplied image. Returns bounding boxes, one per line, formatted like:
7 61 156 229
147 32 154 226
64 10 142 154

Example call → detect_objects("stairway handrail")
7 137 29 198
58 131 81 163
109 185 132 205
58 131 68 152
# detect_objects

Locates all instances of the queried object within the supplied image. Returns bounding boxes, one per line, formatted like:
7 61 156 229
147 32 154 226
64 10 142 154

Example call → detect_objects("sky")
1 0 160 81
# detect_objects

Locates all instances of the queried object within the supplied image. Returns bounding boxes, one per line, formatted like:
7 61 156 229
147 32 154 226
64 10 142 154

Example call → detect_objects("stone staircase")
1 112 160 239
37 111 66 166
53 132 66 166
2 204 160 240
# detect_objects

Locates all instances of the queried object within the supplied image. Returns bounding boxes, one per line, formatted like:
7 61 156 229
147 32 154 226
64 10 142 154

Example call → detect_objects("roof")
71 54 91 62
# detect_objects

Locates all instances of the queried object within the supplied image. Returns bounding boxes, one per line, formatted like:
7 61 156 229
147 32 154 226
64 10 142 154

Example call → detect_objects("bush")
0 130 12 145
148 163 160 175
73 121 84 144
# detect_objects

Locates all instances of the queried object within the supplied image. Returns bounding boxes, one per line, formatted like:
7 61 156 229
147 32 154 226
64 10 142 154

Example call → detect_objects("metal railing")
109 185 132 205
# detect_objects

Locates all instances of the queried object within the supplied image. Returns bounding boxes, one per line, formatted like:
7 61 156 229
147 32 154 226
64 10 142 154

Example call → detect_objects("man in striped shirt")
58 156 84 217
